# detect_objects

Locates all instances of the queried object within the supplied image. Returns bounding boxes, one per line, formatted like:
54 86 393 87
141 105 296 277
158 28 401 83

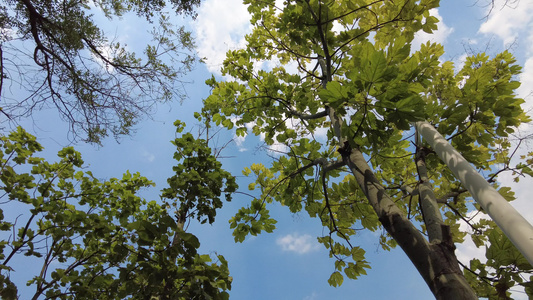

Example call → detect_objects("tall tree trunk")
324 95 476 298
415 132 445 244
315 16 476 295
342 144 477 299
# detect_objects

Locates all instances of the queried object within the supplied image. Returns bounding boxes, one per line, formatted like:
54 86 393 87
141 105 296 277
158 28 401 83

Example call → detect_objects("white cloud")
303 291 319 300
234 135 247 152
455 211 489 264
518 57 533 116
276 233 320 254
141 149 155 163
91 43 116 72
259 131 289 155
454 53 469 72
331 21 343 35
194 0 252 74
412 9 454 51
478 0 533 49
274 0 284 15
232 118 255 152
311 126 328 141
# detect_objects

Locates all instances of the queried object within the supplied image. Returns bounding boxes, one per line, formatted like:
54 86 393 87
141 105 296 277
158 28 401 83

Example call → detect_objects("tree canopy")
0 124 236 299
2 0 533 299
0 0 201 143
199 0 533 298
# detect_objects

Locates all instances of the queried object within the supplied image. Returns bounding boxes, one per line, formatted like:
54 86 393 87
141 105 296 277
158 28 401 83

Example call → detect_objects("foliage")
200 0 533 298
465 223 533 299
0 126 235 299
0 0 201 144
162 120 238 226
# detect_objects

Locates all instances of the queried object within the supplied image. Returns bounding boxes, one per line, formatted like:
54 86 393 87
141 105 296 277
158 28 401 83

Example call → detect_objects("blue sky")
7 0 533 299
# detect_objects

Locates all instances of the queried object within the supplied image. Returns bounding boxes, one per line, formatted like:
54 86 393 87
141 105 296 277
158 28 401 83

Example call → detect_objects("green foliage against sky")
0 0 201 144
0 126 235 299
200 0 533 298
1 0 533 299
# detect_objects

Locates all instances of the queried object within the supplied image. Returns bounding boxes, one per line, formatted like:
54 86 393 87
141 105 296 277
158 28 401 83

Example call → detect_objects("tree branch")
415 132 445 243
289 109 328 120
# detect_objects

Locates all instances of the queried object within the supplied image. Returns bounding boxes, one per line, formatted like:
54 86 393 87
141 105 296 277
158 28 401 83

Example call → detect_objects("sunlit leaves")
202 0 532 294
323 239 370 286
162 124 237 225
229 198 277 243
432 50 529 144
353 44 388 85
465 225 532 299
319 81 351 109
0 127 232 299
328 271 344 287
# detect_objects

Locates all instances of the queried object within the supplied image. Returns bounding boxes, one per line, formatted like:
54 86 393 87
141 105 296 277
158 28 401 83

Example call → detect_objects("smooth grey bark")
415 131 445 243
304 2 479 296
319 63 476 299
416 121 533 265
342 145 477 300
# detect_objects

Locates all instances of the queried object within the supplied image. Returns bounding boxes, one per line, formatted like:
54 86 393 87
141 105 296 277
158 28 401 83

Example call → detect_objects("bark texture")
342 146 477 299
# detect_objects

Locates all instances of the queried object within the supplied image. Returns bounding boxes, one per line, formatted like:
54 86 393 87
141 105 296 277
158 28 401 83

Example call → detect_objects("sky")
5 0 533 299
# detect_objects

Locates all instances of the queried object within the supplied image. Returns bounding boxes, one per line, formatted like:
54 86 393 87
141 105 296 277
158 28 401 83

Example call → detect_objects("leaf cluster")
200 0 533 295
162 120 238 225
0 126 232 299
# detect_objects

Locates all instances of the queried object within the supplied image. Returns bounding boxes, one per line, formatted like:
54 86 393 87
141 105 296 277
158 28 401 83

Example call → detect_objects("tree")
0 0 201 144
0 124 237 299
199 0 533 299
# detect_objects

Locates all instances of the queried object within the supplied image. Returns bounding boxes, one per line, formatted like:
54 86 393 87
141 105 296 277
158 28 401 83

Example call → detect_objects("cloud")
276 233 320 254
234 135 248 152
194 0 252 74
478 0 533 48
232 118 255 152
260 134 289 155
141 150 155 163
453 53 469 72
90 43 116 72
412 9 453 51
303 292 319 300
455 211 489 264
518 57 533 116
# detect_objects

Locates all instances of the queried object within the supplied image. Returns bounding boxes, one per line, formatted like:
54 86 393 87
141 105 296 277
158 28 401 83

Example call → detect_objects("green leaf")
351 247 366 261
497 186 515 202
360 48 387 84
328 271 344 287
319 81 349 108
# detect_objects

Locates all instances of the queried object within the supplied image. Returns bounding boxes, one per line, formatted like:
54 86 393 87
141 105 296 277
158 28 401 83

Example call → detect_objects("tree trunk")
318 37 477 297
342 146 477 299
416 121 533 265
